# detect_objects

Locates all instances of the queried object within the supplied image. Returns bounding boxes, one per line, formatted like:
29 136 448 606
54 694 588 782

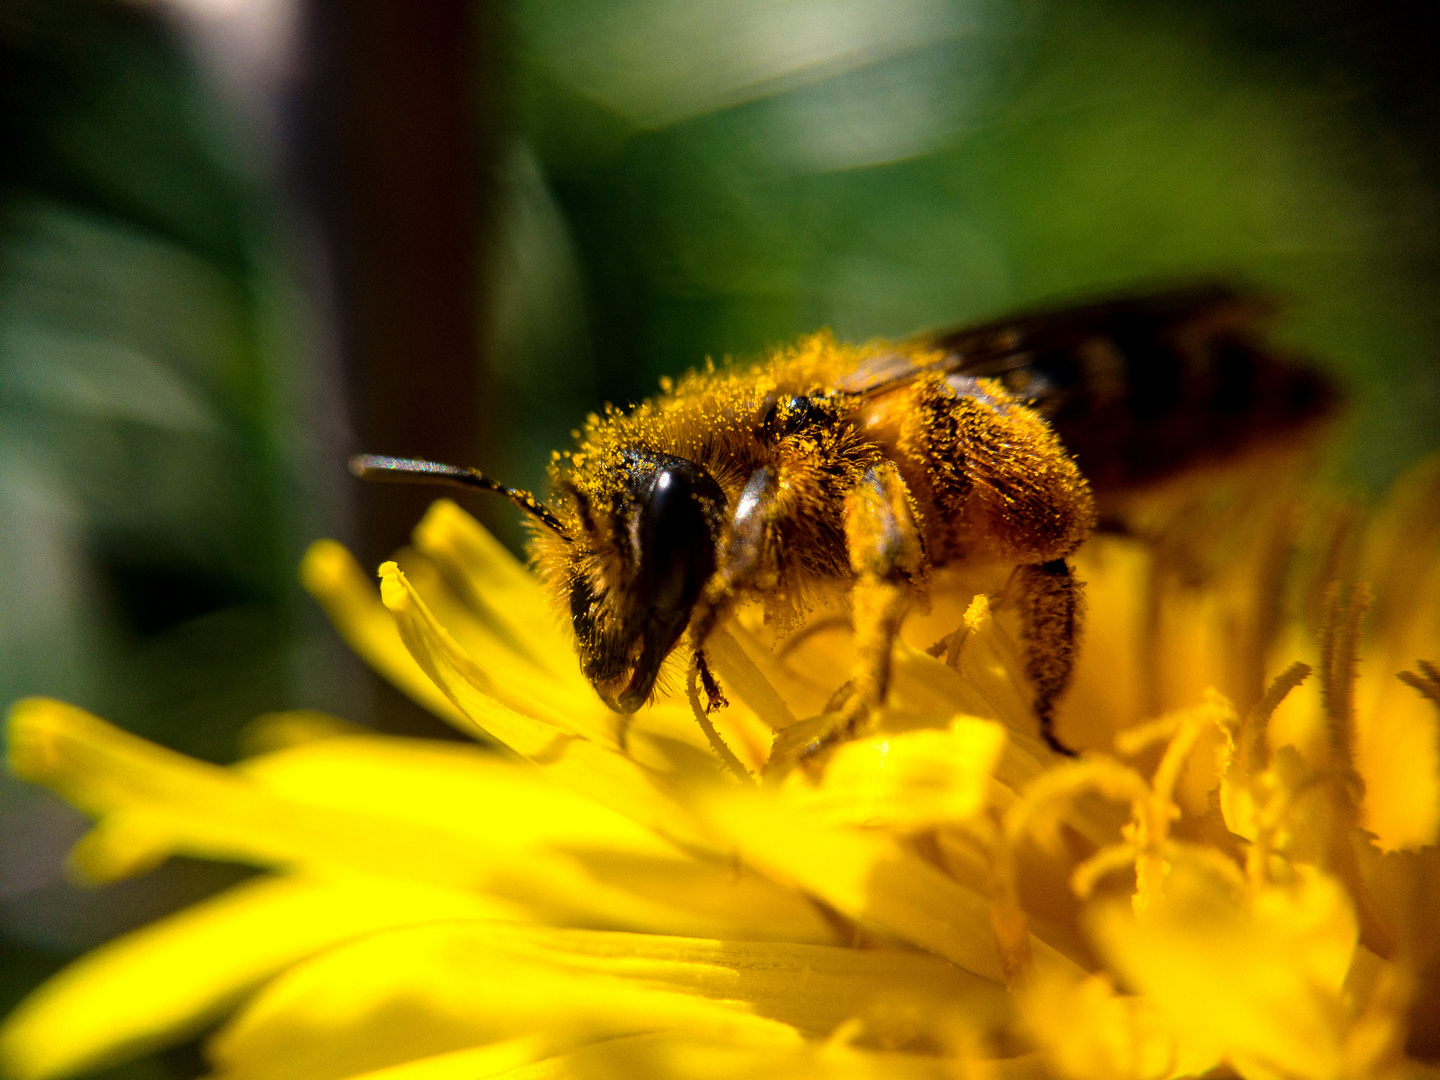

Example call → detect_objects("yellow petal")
728 603 854 720
924 608 1035 738
1087 861 1356 1080
238 733 673 859
241 734 833 941
399 554 607 728
311 514 725 773
7 702 720 932
791 717 1006 829
212 922 1008 1080
882 642 1060 802
208 922 808 1080
0 875 515 1080
475 924 1006 1038
369 548 608 742
703 786 1082 981
466 1033 911 1080
1354 457 1440 850
1355 665 1440 851
1061 539 1151 745
7 698 315 880
343 1038 549 1080
705 627 799 732
1022 970 1215 1080
461 1031 1050 1080
442 1033 797 1080
5 699 535 888
238 710 370 755
377 563 724 849
300 541 471 728
409 499 577 682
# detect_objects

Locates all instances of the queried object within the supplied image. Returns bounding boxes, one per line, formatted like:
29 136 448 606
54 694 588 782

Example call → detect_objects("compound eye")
638 464 722 616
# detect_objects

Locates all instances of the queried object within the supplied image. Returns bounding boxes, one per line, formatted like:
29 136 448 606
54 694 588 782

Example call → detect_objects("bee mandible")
354 283 1335 763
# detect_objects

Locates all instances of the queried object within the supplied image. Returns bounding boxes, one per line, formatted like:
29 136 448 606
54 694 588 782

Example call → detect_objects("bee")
353 283 1335 762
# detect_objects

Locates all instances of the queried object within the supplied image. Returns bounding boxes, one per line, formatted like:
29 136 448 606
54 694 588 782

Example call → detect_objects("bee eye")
637 463 723 616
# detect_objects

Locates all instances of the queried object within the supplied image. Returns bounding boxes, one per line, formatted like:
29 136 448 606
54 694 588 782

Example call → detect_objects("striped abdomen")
927 283 1339 494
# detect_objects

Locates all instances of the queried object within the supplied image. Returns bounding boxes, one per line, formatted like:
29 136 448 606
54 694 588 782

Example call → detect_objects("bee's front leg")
686 466 783 702
767 464 924 776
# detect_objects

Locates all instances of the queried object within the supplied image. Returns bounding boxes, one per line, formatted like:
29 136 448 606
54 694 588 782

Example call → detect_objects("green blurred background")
1 1 1437 1074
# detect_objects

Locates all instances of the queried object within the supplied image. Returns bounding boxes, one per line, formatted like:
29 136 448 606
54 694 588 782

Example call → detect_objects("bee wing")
840 282 1337 493
839 282 1263 412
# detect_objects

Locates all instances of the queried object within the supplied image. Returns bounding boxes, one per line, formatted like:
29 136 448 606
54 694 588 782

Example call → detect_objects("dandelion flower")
3 458 1438 1080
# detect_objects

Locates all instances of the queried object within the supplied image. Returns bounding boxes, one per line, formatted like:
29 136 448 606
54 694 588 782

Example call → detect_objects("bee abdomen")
979 286 1339 493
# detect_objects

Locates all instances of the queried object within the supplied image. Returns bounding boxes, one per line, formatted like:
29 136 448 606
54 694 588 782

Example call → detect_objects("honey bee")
353 283 1335 762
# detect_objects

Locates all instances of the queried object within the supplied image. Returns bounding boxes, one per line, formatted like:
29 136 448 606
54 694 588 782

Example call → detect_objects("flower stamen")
1317 582 1372 771
1241 660 1312 774
1396 660 1440 709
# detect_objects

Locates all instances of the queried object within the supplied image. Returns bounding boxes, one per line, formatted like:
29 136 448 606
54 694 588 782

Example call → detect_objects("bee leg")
695 649 729 712
763 467 923 778
822 679 856 714
842 464 925 722
688 465 781 652
802 468 925 753
1014 558 1082 756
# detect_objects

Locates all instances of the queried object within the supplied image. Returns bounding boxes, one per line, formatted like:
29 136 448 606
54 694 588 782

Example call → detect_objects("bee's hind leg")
1014 558 1083 756
767 465 924 776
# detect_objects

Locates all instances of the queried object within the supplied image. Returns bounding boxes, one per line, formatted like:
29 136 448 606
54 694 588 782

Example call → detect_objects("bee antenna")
349 454 572 541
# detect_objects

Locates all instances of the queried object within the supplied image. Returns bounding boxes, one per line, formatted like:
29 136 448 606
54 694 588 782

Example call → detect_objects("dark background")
1 2 1437 1075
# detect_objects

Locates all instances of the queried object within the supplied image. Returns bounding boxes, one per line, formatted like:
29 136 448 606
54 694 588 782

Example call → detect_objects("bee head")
566 452 726 713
